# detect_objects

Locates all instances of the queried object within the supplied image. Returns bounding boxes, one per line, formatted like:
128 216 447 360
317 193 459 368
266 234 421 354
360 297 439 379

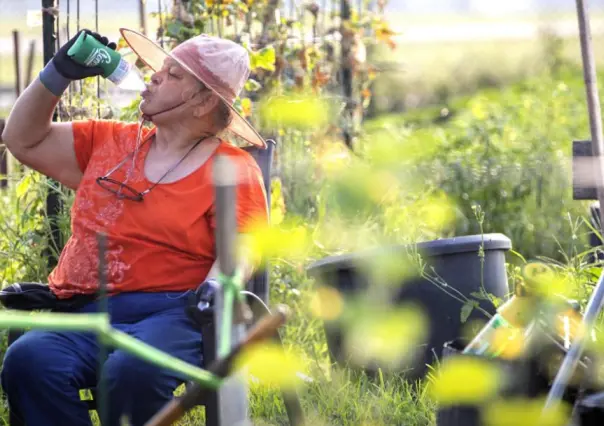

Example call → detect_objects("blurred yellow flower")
482 398 571 426
344 304 428 370
522 262 574 299
270 178 286 225
258 92 331 130
490 326 525 360
470 100 488 120
240 97 253 118
235 342 305 389
430 357 501 405
310 286 344 321
411 192 456 233
242 219 311 265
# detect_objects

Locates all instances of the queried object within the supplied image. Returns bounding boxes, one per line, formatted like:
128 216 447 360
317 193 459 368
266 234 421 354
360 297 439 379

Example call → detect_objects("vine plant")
134 0 398 148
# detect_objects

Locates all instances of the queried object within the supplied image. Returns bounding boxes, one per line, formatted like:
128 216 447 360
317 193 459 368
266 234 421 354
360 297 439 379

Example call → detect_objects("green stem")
0 311 109 332
0 311 223 389
104 328 222 389
218 271 245 357
220 284 235 358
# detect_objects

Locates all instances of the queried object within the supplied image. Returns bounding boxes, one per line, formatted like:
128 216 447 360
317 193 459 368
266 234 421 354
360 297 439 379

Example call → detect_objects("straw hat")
120 28 266 148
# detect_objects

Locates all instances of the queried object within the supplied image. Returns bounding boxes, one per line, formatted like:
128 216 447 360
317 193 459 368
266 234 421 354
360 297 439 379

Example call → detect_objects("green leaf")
16 175 32 199
250 46 276 72
460 301 475 323
244 79 262 92
490 295 503 308
167 22 184 37
470 291 487 300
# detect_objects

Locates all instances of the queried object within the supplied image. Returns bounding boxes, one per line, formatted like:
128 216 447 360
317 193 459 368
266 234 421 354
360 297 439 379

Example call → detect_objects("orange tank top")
48 119 268 299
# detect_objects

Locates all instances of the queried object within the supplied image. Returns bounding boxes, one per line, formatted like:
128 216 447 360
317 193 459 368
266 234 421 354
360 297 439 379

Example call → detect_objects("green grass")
166 264 438 426
369 30 604 116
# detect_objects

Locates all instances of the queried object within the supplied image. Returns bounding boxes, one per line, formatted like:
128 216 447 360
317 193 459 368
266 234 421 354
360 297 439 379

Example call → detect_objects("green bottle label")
67 32 121 78
492 315 509 329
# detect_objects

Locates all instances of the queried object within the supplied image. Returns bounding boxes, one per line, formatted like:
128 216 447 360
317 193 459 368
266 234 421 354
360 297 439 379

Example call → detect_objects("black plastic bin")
306 233 512 381
436 336 599 426
577 392 604 426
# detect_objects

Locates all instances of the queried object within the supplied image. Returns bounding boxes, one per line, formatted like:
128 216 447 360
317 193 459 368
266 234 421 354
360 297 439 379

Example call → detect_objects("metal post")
207 155 249 426
157 0 164 47
544 0 604 410
576 0 604 228
138 0 148 36
25 40 36 87
42 0 63 268
340 0 354 150
96 232 109 425
95 0 100 119
0 119 6 189
12 30 21 97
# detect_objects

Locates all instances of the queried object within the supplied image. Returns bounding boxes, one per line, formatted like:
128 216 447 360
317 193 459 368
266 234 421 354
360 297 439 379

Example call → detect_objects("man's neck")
154 123 215 154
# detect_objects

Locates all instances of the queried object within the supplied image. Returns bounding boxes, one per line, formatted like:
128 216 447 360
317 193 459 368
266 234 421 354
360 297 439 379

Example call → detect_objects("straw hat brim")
119 28 266 149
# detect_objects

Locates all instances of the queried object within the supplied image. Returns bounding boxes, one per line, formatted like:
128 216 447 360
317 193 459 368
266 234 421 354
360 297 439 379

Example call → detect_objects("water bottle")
462 313 512 356
66 31 146 91
462 292 534 357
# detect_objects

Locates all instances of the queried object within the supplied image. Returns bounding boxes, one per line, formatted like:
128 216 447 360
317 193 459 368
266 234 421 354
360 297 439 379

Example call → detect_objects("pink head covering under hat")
120 28 266 148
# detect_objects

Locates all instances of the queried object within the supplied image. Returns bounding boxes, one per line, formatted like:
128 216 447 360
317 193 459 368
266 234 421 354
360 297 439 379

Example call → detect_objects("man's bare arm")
1 30 116 190
1 79 81 189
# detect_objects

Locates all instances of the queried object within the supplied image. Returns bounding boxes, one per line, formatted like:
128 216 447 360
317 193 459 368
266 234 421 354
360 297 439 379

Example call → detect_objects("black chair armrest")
0 283 95 312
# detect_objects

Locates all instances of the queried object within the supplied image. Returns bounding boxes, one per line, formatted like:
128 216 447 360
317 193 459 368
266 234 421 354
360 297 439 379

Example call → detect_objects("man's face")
140 58 208 120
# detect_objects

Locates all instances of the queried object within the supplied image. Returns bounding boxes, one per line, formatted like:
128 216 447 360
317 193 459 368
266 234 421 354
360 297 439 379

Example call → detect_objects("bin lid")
307 233 512 275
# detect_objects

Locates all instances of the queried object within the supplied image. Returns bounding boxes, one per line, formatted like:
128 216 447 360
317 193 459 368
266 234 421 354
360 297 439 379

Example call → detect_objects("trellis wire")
66 0 72 110
158 0 164 47
56 0 61 55
41 0 62 268
77 0 82 104
95 0 101 118
97 233 109 426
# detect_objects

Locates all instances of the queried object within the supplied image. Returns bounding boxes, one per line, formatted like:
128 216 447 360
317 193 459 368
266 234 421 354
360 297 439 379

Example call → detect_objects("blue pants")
1 291 203 426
